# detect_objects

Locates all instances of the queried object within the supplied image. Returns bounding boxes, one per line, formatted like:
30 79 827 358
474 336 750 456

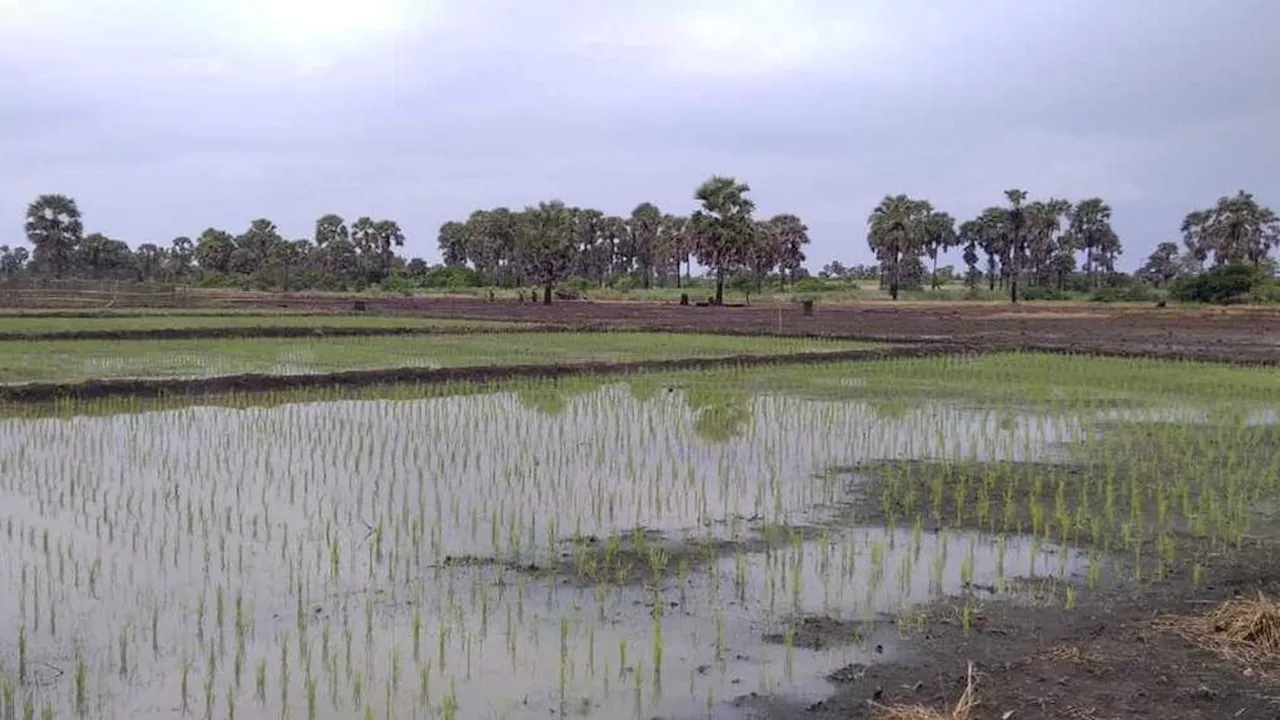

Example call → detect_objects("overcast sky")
2 0 1278 270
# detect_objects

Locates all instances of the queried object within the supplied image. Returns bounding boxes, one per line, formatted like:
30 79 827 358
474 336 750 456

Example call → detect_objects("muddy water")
0 383 1095 719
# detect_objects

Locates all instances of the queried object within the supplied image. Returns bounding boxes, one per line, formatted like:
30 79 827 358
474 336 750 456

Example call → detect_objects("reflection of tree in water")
514 379 603 416
868 400 910 421
626 376 660 403
684 384 753 443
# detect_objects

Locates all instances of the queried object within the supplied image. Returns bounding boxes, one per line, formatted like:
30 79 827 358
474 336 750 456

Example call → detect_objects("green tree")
194 228 236 274
767 213 810 289
232 219 284 275
744 220 777 292
957 219 984 289
516 201 577 304
24 194 83 279
1024 199 1072 288
1000 189 1028 303
314 214 348 248
77 232 133 279
867 194 929 300
1138 241 1182 287
922 210 956 290
627 202 662 288
1182 191 1279 267
692 176 756 305
167 236 195 278
0 246 29 276
437 221 469 267
134 243 166 281
1067 198 1120 288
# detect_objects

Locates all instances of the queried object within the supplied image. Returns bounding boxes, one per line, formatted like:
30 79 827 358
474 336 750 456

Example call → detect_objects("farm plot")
0 332 870 385
0 314 532 337
1 354 1277 719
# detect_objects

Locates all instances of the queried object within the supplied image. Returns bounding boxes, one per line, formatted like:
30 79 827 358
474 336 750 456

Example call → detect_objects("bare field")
198 293 1280 363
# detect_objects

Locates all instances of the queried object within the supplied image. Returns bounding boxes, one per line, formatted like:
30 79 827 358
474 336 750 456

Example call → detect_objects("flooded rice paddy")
0 354 1276 719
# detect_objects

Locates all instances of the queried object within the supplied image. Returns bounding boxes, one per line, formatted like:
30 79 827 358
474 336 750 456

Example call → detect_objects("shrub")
1090 282 1160 303
1170 263 1267 305
1021 286 1070 301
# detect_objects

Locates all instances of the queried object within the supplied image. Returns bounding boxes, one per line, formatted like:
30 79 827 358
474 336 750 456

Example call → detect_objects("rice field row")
0 314 531 335
0 333 875 384
0 353 1274 718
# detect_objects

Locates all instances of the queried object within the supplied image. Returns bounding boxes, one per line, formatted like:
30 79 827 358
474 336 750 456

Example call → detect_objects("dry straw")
1152 591 1280 678
872 661 978 720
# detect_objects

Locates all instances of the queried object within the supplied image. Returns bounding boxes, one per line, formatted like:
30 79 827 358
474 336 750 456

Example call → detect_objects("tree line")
5 182 1275 304
435 176 808 303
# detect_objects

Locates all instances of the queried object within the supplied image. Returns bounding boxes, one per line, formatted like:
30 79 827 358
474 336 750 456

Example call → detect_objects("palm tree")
1024 199 1071 288
516 201 577 304
372 220 405 282
957 219 983 289
867 194 928 300
1067 198 1117 288
24 194 83 279
1183 191 1279 267
767 214 810 289
628 203 662 289
437 221 469 267
314 214 348 248
1138 242 1182 287
692 176 756 305
922 210 956 290
1001 189 1028 303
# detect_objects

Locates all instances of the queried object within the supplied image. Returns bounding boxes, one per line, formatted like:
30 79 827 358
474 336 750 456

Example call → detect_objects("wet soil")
762 615 877 651
205 294 1280 364
729 459 1280 720
740 550 1280 719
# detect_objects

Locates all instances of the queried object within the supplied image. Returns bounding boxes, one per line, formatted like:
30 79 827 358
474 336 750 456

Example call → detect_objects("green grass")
0 313 530 333
0 332 875 384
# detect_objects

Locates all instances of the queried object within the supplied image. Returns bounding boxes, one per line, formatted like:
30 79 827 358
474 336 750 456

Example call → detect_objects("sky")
2 0 1278 271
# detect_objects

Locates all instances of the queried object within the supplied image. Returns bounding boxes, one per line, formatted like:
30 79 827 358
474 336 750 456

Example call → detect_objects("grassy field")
0 331 874 383
0 313 531 334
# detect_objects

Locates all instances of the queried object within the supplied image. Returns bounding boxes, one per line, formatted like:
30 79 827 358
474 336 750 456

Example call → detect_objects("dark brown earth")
208 294 1280 364
725 459 1280 720
735 551 1280 720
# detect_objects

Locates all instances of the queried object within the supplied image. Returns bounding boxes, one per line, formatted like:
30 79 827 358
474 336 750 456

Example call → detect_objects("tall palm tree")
1184 191 1279 267
692 176 756 305
1001 189 1028 303
867 194 929 300
768 213 810 289
1067 198 1117 288
628 202 662 289
922 210 956 290
314 214 348 248
24 194 83 279
516 201 576 304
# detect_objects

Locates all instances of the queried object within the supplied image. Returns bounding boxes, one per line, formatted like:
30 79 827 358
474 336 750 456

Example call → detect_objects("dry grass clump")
1152 591 1280 677
1036 643 1103 665
872 662 978 720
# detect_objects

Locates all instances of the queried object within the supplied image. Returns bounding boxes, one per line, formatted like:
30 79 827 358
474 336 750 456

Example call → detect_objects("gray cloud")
2 0 1278 268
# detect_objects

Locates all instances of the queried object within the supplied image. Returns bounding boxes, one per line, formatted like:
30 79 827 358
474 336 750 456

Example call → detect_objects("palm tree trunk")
543 284 552 304
715 268 725 305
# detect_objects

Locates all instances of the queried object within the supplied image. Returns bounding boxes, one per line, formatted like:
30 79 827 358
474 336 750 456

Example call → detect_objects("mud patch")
762 615 880 651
